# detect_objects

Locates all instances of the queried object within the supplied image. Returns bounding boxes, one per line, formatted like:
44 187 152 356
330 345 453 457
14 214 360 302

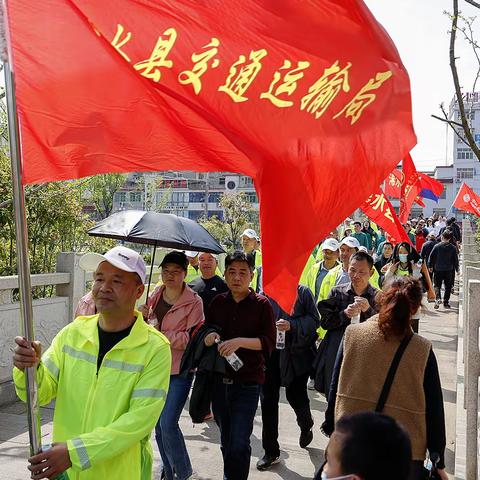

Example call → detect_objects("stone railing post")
56 253 86 323
465 279 480 480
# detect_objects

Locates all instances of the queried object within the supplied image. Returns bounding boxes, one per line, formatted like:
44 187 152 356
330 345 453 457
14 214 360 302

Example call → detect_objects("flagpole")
2 2 42 456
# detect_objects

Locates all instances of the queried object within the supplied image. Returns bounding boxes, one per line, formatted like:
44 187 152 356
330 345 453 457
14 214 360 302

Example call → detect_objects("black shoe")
256 455 280 471
444 303 451 308
299 429 313 448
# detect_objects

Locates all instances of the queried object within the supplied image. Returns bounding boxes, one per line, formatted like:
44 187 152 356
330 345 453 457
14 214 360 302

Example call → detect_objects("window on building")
456 167 475 179
433 208 446 216
219 177 225 186
410 208 423 218
130 192 141 202
189 192 205 203
240 176 254 187
115 192 127 202
457 148 474 160
245 192 258 204
208 192 222 203
439 188 447 199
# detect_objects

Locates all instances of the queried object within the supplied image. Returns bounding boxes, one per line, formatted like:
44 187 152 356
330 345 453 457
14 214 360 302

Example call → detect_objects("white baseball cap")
198 252 217 260
340 236 361 249
184 250 199 258
79 246 147 283
321 238 340 252
242 228 259 241
358 246 368 253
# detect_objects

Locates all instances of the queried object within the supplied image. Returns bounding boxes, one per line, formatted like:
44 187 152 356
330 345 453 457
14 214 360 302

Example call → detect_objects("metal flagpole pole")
1 1 42 456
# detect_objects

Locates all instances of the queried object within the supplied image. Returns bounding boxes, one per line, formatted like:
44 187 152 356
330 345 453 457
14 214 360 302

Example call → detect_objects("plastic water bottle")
215 338 243 371
351 314 360 324
413 259 423 279
276 328 286 350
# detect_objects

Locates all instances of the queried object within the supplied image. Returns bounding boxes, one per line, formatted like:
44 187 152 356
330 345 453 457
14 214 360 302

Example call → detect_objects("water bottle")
413 259 423 279
215 338 243 371
276 328 286 350
351 314 360 324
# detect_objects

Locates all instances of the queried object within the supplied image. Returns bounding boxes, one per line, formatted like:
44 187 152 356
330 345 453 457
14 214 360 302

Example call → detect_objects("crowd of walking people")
11 212 461 480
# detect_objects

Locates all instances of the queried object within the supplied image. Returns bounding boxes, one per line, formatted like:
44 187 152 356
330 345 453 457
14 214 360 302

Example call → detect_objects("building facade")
389 93 480 220
111 171 259 221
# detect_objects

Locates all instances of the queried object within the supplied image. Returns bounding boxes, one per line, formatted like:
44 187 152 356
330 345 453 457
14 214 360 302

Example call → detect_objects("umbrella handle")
145 244 157 302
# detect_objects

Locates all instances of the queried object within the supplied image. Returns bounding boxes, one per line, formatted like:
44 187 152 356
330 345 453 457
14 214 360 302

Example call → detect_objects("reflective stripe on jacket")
13 312 171 480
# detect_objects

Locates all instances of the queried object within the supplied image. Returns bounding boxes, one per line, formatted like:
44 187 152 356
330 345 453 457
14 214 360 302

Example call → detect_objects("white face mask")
321 472 354 480
398 253 408 263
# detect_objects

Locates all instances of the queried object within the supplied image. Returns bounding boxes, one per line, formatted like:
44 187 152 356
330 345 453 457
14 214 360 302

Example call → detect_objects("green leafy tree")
199 191 259 249
85 173 127 219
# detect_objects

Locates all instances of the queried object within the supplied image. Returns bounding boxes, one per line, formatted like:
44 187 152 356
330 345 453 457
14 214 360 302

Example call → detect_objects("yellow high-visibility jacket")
250 249 262 292
318 264 379 302
185 264 200 284
13 312 171 480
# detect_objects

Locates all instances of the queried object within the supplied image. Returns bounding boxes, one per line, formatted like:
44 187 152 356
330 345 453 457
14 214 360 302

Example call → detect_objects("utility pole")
204 172 209 218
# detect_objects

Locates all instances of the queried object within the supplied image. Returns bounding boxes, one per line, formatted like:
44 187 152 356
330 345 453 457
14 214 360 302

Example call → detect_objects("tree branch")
449 0 480 162
464 0 480 8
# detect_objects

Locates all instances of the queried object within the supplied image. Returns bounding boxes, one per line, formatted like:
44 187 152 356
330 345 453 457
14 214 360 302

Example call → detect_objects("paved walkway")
0 296 460 480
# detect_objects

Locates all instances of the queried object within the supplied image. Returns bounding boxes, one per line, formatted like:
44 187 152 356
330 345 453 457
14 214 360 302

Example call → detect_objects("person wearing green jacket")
185 251 201 283
242 228 262 292
12 246 171 480
351 222 370 250
306 238 340 302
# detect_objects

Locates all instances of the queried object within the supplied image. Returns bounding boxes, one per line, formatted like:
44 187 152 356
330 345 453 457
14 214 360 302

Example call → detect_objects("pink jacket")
147 284 204 375
74 291 96 318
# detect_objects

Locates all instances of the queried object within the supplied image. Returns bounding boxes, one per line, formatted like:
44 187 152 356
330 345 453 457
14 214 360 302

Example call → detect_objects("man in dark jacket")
428 230 459 309
204 251 275 480
420 232 437 262
257 285 320 470
314 252 378 397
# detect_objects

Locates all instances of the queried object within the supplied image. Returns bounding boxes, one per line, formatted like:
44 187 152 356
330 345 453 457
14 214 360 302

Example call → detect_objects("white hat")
185 250 199 258
340 236 361 249
242 228 259 241
358 246 368 253
79 246 147 283
198 252 217 260
321 238 340 252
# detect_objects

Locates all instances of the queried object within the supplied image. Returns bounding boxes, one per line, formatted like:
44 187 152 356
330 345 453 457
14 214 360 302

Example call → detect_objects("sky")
365 0 480 171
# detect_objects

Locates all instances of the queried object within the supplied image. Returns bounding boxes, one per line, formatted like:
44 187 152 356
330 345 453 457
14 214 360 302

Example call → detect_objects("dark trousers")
212 377 261 480
260 354 312 457
434 270 454 304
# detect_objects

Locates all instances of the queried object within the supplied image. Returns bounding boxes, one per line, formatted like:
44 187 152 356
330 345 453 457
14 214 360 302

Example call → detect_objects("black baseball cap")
160 251 189 271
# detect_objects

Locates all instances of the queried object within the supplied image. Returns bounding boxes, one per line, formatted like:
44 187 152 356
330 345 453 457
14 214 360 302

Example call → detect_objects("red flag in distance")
453 183 480 217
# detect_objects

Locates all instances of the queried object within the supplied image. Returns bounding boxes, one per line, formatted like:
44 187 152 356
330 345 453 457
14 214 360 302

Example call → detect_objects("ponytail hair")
376 277 423 339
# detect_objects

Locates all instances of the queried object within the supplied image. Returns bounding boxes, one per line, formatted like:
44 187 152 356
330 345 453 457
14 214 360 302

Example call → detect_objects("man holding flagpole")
12 246 171 480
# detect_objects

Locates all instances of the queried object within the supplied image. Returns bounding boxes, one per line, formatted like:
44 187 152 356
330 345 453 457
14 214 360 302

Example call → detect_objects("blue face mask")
398 253 408 263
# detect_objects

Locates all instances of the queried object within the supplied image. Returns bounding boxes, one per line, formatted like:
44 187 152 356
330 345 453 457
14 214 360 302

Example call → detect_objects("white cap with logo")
79 246 147 283
321 238 340 252
242 228 259 241
184 250 199 258
340 236 361 249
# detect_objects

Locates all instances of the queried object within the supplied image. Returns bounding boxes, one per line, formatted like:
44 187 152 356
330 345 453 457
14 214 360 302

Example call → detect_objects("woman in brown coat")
322 277 448 480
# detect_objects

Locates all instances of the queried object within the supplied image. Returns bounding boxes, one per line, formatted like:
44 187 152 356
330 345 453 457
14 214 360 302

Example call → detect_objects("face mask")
321 472 354 480
398 254 408 263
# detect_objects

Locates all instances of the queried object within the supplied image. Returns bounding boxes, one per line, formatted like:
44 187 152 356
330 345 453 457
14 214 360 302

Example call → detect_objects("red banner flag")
361 188 412 245
453 183 480 217
384 169 404 198
399 154 421 223
5 0 416 310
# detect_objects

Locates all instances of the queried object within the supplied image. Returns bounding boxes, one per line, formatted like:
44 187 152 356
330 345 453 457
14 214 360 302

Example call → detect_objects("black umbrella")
87 210 225 297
